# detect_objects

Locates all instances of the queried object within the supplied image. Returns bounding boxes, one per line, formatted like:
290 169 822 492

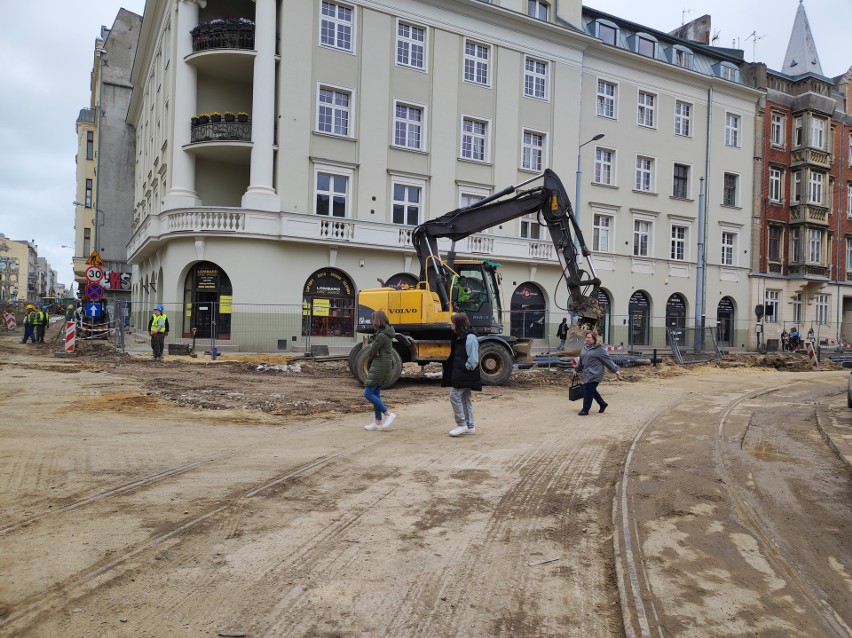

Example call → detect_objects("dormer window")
714 62 739 82
596 21 617 46
528 1 548 21
668 45 693 69
636 35 656 58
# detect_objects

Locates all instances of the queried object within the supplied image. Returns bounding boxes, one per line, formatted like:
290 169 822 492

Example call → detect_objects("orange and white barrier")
805 340 818 369
3 311 15 331
65 321 76 353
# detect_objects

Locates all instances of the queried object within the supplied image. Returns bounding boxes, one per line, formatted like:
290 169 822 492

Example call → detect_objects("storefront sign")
196 268 219 289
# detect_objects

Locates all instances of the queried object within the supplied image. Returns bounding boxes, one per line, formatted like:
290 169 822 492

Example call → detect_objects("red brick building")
744 2 852 345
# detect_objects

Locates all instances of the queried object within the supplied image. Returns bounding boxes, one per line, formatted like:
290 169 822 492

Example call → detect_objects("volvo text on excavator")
348 169 604 388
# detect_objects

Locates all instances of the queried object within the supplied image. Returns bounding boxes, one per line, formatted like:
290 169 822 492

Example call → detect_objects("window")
770 112 785 146
816 294 829 325
721 65 738 81
522 130 545 171
85 179 93 207
394 102 423 150
635 156 654 192
794 117 803 146
521 214 542 239
765 290 780 323
674 48 692 69
320 1 353 52
808 228 822 262
725 113 740 147
768 225 782 261
637 36 655 57
392 182 421 226
673 163 690 199
846 237 852 271
769 167 782 202
808 171 824 204
633 219 651 256
848 182 852 218
849 133 852 165
316 172 349 217
792 293 802 324
723 173 738 207
637 91 655 127
598 22 617 45
793 171 801 202
594 148 615 185
317 86 351 136
460 192 485 209
811 117 825 149
461 117 488 162
527 0 548 20
670 225 687 261
593 214 612 252
524 57 548 99
86 131 94 160
464 40 489 85
791 227 802 262
674 101 691 136
721 231 736 266
396 21 425 70
83 228 91 256
596 80 616 118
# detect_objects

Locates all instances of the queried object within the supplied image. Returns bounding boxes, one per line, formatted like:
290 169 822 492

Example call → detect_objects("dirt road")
0 333 850 637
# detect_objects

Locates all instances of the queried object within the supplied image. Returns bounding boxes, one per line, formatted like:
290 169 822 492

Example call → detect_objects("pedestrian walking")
21 305 37 343
362 309 397 431
148 304 169 361
556 317 569 352
443 312 481 437
573 329 621 416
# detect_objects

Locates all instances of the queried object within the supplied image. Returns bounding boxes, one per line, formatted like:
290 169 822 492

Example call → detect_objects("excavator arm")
411 169 603 329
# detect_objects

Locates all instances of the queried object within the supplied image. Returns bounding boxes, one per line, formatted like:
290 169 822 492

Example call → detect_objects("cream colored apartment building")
126 0 757 350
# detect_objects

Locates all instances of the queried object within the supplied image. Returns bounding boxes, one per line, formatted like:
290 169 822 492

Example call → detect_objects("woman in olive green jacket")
363 310 398 431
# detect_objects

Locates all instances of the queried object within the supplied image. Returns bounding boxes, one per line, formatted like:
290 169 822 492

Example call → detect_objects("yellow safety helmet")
27 304 35 309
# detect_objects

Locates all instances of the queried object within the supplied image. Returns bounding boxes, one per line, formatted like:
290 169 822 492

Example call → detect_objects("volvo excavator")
348 169 604 388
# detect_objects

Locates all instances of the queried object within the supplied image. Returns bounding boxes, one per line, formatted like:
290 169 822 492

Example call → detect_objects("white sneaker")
449 425 475 437
365 423 381 431
378 413 396 430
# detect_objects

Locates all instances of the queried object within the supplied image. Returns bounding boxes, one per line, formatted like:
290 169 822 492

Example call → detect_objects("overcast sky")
0 0 848 291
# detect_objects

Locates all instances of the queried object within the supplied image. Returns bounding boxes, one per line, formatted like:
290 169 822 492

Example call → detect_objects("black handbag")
568 378 584 401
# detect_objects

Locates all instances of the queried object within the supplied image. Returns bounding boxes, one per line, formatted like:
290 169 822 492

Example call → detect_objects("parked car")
843 361 852 407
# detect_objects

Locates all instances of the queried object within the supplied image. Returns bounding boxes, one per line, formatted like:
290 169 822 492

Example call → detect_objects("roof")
781 1 823 76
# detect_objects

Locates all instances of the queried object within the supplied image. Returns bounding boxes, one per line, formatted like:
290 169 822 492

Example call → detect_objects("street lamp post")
574 133 605 263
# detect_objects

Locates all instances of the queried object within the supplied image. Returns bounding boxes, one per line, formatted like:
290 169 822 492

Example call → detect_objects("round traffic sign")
86 283 104 300
86 265 104 282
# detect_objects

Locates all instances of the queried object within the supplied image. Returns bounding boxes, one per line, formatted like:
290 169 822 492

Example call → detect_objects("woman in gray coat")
363 310 398 431
573 329 621 415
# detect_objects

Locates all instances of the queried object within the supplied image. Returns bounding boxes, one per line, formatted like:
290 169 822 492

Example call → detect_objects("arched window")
182 261 233 340
510 282 546 339
628 290 651 346
665 293 688 345
303 268 355 337
597 288 612 344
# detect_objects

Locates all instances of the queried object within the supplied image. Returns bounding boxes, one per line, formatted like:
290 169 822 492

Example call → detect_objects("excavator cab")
449 261 503 336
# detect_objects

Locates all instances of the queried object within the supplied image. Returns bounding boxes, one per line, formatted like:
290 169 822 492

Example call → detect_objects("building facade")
745 2 852 347
124 0 758 352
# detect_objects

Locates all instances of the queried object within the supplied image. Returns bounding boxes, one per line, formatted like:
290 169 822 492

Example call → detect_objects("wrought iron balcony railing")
191 20 255 52
191 120 252 143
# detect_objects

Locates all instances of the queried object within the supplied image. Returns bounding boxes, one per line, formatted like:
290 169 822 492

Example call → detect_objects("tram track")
614 378 852 638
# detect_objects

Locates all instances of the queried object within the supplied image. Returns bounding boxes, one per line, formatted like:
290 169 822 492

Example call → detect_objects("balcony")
791 148 831 169
127 210 563 267
191 19 255 53
789 203 829 225
788 264 830 278
190 119 252 143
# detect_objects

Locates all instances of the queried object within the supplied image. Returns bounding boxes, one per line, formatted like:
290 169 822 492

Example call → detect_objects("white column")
164 0 204 210
241 0 279 212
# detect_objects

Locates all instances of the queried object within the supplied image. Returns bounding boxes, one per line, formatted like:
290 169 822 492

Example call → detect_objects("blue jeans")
22 324 35 343
582 381 605 412
364 386 387 421
557 338 566 351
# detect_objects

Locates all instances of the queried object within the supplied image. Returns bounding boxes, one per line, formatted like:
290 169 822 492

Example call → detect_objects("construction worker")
35 305 49 343
148 304 170 361
21 304 37 343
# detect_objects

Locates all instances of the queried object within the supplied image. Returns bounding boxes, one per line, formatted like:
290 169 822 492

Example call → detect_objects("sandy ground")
0 324 850 637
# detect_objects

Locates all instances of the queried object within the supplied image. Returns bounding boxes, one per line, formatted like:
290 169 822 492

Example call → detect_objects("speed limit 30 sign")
86 265 104 283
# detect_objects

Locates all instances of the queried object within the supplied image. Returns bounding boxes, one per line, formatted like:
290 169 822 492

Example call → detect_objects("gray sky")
0 0 848 291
